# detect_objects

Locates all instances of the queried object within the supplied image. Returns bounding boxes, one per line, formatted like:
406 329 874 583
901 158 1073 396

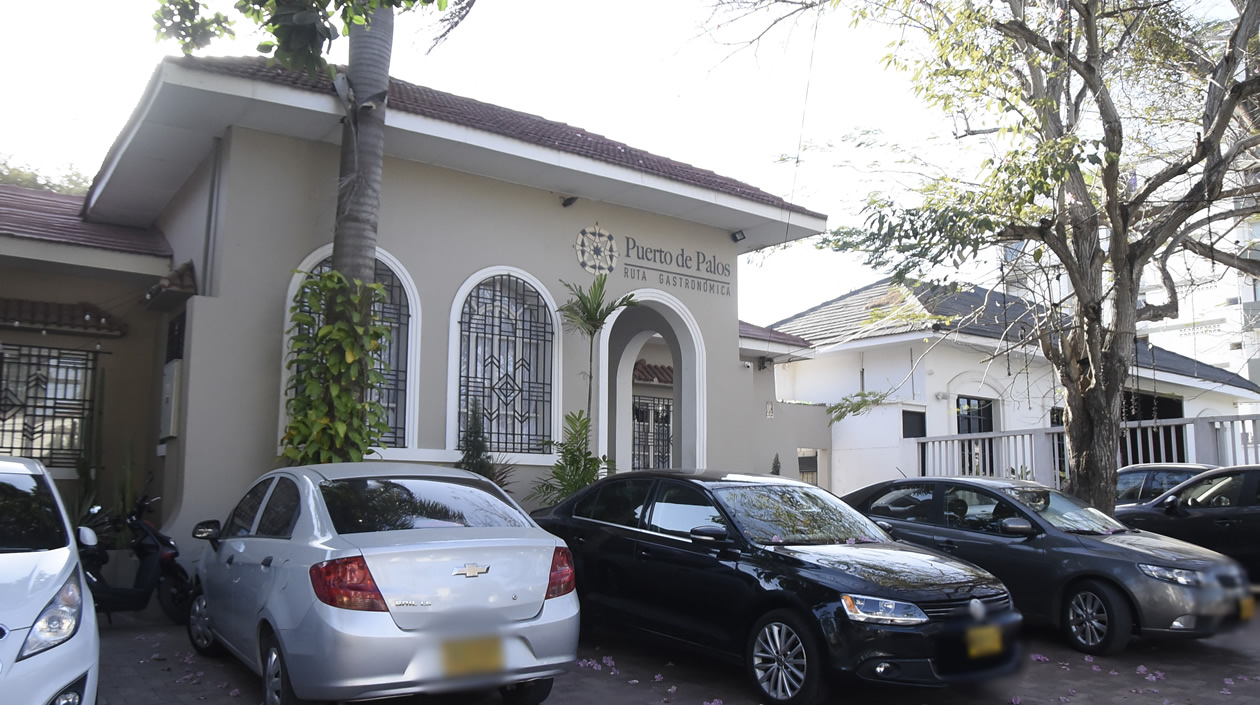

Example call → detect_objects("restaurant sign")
573 227 731 297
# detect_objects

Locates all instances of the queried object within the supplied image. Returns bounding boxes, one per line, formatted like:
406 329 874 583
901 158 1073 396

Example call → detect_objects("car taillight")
309 556 387 611
546 547 575 599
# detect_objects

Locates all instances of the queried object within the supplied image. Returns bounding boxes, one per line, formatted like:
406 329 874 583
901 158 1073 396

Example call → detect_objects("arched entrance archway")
597 290 706 470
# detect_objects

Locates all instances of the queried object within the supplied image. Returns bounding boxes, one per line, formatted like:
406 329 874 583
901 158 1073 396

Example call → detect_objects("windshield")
714 484 888 546
1000 487 1128 534
0 472 69 552
321 477 529 534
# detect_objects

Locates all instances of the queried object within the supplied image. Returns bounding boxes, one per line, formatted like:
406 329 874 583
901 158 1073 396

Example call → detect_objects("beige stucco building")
0 56 829 540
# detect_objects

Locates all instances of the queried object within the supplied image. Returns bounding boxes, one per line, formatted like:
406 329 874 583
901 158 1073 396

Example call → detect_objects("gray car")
843 477 1253 655
187 462 578 705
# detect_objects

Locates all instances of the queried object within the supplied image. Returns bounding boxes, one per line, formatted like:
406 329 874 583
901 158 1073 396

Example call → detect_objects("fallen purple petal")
1225 678 1235 686
654 673 664 682
1154 671 1165 680
229 690 240 697
1221 689 1232 695
1068 689 1076 696
592 664 602 671
1092 665 1102 672
627 680 639 685
1083 655 1093 662
1010 697 1022 705
667 686 677 694
1136 665 1148 675
1109 670 1119 676
1031 654 1050 663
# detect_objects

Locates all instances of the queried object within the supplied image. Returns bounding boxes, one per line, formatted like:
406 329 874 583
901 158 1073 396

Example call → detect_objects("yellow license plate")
442 636 504 677
966 624 1003 659
1241 596 1255 622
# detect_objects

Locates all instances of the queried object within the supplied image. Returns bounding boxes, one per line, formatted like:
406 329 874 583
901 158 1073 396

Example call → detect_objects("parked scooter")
79 495 192 624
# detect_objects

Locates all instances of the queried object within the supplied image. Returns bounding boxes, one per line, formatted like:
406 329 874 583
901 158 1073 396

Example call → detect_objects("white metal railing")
917 414 1260 486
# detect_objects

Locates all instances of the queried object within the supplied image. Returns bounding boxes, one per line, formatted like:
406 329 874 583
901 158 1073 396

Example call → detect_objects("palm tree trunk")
586 337 595 421
331 6 394 285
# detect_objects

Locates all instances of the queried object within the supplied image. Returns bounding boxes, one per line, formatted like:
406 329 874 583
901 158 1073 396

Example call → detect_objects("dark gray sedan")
843 477 1253 655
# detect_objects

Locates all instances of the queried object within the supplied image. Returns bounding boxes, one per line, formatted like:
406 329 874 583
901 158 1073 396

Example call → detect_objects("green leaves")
527 411 608 507
153 1 474 75
280 270 392 466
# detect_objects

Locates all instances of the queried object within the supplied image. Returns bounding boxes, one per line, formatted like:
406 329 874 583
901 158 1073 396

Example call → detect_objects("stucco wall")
162 126 758 533
0 264 162 511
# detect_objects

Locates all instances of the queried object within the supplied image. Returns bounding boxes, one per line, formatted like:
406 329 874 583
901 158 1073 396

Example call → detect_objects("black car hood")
1077 530 1229 567
777 542 1006 601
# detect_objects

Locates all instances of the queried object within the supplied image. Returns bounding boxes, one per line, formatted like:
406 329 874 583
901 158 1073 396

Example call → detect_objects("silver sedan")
186 463 578 705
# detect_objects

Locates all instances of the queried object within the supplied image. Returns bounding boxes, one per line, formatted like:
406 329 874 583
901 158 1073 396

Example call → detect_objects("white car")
187 462 578 705
0 456 99 705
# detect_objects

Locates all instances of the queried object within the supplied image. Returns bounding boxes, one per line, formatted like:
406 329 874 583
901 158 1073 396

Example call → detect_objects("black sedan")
1115 464 1260 581
533 470 1022 705
843 477 1253 655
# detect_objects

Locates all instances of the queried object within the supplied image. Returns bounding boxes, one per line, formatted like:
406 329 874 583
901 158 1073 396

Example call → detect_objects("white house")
768 278 1260 493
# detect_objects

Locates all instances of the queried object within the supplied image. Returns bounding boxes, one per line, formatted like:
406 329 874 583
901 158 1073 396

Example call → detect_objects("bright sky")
1 0 963 326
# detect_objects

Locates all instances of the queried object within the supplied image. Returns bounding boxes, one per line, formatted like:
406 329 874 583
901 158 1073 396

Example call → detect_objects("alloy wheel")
264 645 284 705
751 620 808 701
1068 590 1108 647
189 595 214 649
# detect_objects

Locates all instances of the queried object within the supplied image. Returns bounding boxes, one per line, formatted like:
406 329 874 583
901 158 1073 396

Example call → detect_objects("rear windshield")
0 472 69 552
320 477 529 534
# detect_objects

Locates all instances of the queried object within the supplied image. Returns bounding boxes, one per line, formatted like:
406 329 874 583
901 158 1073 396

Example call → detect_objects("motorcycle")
78 495 192 624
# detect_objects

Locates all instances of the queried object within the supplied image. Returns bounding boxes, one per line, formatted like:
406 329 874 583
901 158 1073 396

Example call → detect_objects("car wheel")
186 587 225 657
1063 579 1132 655
262 635 309 705
499 677 554 705
745 609 829 705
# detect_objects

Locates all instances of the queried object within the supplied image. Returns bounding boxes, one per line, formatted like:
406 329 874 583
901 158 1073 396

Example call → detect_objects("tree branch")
1182 238 1260 278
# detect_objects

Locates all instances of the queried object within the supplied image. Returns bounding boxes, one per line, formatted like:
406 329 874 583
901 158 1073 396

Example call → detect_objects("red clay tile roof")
172 56 824 219
633 359 674 385
0 185 172 257
0 298 128 337
738 320 812 348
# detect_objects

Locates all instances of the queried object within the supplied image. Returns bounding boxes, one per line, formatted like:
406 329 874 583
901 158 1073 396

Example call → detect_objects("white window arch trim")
277 244 422 450
596 288 707 468
445 265 563 463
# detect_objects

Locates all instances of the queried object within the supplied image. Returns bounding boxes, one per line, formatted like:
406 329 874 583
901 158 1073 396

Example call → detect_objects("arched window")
296 256 410 447
458 275 554 452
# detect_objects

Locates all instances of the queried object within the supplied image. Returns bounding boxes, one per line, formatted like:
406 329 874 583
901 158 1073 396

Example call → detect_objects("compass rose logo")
574 226 618 274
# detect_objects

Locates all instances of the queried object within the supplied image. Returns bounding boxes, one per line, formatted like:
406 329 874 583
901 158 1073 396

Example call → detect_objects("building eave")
85 60 826 248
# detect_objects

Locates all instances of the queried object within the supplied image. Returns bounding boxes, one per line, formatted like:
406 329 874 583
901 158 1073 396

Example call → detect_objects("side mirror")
689 525 731 543
193 519 223 541
1161 495 1180 514
77 526 99 548
1000 517 1038 536
875 520 894 532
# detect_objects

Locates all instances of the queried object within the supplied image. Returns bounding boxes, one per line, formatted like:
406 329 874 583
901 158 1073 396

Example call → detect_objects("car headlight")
18 572 83 660
1138 563 1202 587
840 593 929 625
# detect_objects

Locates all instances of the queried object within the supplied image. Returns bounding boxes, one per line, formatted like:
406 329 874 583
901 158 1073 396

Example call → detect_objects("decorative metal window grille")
296 258 409 447
632 395 672 469
0 345 98 468
458 275 553 453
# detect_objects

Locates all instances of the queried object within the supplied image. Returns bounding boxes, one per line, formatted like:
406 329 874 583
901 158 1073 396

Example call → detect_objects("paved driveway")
99 611 1260 705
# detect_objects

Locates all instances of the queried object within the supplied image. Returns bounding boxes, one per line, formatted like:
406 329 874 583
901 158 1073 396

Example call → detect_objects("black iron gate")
0 344 98 468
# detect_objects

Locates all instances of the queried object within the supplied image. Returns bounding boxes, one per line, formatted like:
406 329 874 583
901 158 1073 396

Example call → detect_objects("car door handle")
572 535 587 545
637 549 653 560
261 556 274 567
225 555 234 565
1214 519 1240 527
937 540 958 553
